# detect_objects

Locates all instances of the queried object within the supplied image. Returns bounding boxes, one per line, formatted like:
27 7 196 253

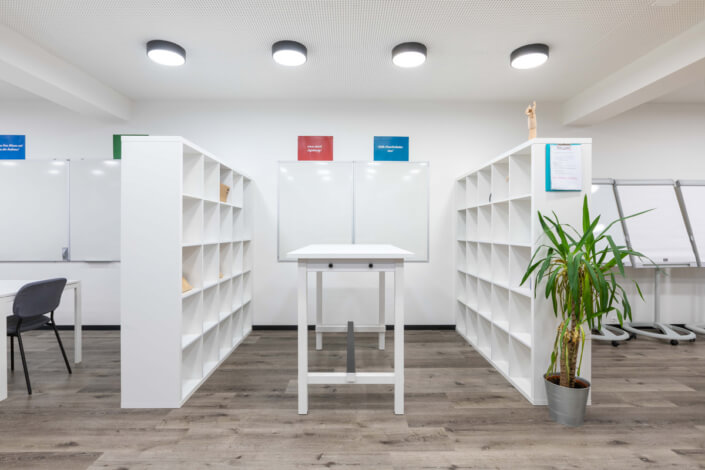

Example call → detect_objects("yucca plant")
521 196 646 388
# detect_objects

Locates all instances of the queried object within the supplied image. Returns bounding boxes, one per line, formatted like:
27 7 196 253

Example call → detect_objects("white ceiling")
0 80 38 99
653 79 705 103
0 0 704 102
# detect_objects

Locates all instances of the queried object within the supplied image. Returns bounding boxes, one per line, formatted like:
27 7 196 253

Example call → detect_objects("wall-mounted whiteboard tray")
354 161 429 262
70 160 121 261
278 162 354 261
0 160 69 261
590 179 629 266
677 180 705 266
616 180 696 267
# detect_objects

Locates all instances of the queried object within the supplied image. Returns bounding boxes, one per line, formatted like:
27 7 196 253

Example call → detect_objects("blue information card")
374 136 409 161
0 135 26 159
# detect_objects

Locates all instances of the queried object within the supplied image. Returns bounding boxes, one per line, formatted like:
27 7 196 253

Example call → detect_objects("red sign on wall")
298 136 333 161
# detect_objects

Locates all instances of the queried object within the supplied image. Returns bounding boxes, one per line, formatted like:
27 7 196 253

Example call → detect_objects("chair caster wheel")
611 341 619 347
670 340 679 346
628 334 637 340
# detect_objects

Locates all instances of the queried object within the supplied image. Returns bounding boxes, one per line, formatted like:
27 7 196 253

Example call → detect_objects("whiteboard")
590 181 629 265
0 160 69 261
278 162 354 260
354 162 428 261
616 181 695 267
70 160 121 261
677 181 705 266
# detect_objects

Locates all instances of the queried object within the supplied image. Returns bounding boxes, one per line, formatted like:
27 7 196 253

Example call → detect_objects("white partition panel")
590 179 629 265
0 160 69 261
616 180 696 266
278 162 354 261
354 162 429 261
69 160 121 261
678 181 705 266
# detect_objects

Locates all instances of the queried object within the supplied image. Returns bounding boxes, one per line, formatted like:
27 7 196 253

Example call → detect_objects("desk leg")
394 262 404 415
378 272 385 350
298 261 309 414
74 284 82 364
315 272 323 351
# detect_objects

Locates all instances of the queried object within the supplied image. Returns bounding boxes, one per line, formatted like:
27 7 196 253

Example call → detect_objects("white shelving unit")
121 136 254 408
454 138 592 405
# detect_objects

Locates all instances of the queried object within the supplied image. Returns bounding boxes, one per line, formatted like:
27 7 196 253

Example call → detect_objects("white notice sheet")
548 144 582 191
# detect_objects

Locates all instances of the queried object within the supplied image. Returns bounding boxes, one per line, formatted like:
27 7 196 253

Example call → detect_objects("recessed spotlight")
392 42 427 68
272 40 307 66
146 40 186 66
510 43 549 69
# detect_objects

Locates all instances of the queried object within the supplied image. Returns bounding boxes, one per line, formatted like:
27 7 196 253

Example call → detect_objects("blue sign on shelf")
0 135 25 159
374 136 409 161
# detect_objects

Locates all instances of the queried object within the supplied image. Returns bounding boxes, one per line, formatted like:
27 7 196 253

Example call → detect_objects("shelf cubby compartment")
456 177 466 209
181 340 203 400
202 327 219 376
220 206 233 242
477 316 492 357
492 201 509 244
456 241 467 273
456 270 467 304
478 278 492 319
203 201 220 244
232 274 243 311
509 339 532 395
219 242 233 279
232 241 244 275
509 292 532 347
456 299 467 338
242 178 252 239
478 167 492 205
478 242 492 279
182 293 202 349
467 274 478 310
509 153 532 198
219 166 233 204
231 173 244 208
203 244 219 287
219 314 233 360
243 240 252 271
243 271 252 303
467 241 478 276
203 283 219 332
242 301 252 335
509 198 532 246
182 153 203 198
491 244 509 286
456 209 466 240
491 159 509 201
203 157 220 202
467 208 478 241
182 246 203 292
465 308 478 343
491 285 509 331
509 245 532 292
233 207 243 241
478 205 491 241
466 174 478 208
182 197 203 245
219 278 232 320
232 307 244 345
491 327 510 376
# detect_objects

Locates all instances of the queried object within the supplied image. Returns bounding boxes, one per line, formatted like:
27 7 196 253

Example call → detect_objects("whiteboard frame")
277 161 430 263
674 180 704 267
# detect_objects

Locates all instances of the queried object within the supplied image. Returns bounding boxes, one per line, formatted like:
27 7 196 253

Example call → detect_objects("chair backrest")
12 278 67 318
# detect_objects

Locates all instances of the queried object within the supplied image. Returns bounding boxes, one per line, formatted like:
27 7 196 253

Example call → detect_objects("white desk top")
287 244 413 260
0 280 79 299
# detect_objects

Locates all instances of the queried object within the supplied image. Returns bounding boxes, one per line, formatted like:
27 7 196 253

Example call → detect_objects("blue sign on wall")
0 135 25 159
374 136 409 161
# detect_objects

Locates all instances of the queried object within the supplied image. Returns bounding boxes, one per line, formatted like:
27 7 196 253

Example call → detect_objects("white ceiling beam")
563 21 705 126
0 24 131 120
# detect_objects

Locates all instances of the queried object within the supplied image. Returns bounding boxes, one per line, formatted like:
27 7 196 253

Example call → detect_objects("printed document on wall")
546 144 581 191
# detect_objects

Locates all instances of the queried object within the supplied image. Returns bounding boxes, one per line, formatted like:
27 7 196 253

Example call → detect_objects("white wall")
0 99 703 325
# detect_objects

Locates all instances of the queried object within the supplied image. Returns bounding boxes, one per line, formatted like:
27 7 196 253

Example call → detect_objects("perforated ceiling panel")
0 0 703 101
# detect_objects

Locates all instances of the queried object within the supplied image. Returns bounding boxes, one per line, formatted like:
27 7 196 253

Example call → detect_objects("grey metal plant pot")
544 374 591 427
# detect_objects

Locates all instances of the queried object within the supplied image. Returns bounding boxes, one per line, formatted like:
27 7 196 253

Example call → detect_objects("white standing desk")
0 280 82 401
288 244 412 415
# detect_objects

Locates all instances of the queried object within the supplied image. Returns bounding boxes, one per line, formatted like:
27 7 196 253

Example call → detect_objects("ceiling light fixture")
510 43 549 69
392 42 427 68
146 40 186 66
272 40 307 66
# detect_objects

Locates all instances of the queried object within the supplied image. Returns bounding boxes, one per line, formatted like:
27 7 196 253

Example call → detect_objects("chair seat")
6 314 50 335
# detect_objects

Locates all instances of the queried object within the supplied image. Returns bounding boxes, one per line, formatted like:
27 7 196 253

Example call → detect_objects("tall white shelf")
455 138 592 405
121 136 254 408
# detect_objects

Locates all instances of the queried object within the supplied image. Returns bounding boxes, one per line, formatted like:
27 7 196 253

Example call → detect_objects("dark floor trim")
253 325 456 331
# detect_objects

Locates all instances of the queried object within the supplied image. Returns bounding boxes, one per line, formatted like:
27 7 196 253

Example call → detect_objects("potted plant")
521 196 646 426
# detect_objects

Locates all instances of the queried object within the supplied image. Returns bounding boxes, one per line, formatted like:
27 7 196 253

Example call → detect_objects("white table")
288 244 412 415
0 280 82 401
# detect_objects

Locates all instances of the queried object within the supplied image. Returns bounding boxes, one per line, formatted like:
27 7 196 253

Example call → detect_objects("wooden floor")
0 329 704 469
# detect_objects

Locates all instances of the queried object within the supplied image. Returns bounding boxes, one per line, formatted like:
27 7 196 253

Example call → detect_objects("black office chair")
7 278 72 394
